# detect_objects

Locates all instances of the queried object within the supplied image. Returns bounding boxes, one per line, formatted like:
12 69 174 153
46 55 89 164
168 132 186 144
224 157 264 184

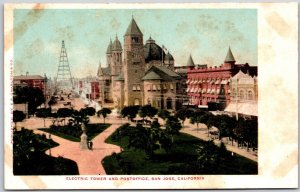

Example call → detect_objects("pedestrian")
87 140 91 149
90 141 93 150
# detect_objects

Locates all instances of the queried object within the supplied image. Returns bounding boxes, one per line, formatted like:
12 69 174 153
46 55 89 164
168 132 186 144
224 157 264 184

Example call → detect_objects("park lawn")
103 125 258 175
14 128 79 175
39 123 111 142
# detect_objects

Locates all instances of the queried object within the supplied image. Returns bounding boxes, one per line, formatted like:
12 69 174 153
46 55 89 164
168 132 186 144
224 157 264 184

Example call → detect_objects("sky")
14 9 257 78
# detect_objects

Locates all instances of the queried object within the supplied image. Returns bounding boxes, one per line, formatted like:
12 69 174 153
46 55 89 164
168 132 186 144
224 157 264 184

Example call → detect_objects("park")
13 87 257 175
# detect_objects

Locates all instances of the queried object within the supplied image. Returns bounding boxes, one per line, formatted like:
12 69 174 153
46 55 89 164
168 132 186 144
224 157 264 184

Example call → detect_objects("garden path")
41 122 122 175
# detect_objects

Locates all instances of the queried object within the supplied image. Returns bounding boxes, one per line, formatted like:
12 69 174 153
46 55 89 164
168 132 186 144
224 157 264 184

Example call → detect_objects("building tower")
56 40 73 89
123 17 145 106
111 35 123 78
106 39 112 68
224 46 236 68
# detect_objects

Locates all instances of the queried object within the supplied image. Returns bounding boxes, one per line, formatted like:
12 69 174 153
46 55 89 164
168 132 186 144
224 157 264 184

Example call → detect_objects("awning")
186 88 190 92
216 88 220 94
211 89 215 94
207 89 211 94
202 89 206 93
221 79 228 84
215 80 220 84
186 79 190 84
190 88 194 93
225 101 258 116
198 88 202 93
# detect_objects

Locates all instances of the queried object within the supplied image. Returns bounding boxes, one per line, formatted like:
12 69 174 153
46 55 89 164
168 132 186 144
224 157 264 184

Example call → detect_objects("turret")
224 47 236 67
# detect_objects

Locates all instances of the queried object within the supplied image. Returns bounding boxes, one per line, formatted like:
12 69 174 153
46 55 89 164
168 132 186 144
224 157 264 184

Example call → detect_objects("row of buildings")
13 17 258 117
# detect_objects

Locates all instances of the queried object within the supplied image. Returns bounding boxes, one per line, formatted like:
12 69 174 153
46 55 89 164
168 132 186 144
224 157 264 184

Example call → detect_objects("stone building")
225 70 258 117
186 48 257 110
97 17 185 110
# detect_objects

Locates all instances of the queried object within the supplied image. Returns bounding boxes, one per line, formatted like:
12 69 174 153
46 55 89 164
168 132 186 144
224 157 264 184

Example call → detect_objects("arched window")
239 90 245 100
134 99 140 106
232 88 236 98
248 90 254 100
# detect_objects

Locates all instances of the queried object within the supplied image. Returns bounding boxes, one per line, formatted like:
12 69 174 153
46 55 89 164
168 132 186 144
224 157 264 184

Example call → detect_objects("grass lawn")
103 125 258 175
14 128 79 175
39 123 111 142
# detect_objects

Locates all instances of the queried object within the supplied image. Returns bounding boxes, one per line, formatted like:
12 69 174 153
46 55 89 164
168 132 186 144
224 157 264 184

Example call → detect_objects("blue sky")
14 9 257 78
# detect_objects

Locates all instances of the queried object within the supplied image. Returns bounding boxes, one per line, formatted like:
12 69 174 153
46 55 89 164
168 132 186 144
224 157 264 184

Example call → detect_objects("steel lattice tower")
56 40 74 89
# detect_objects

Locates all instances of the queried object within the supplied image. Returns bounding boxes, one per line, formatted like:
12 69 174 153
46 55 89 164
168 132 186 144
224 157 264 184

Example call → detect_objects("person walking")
90 141 93 150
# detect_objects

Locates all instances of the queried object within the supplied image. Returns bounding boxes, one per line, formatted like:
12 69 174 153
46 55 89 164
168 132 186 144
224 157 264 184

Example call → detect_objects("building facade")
97 18 185 110
225 70 258 117
186 48 257 110
14 74 47 94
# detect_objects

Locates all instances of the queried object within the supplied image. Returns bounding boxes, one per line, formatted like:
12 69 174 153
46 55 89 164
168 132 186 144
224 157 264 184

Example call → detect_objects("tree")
13 110 26 130
175 108 193 127
80 107 96 116
97 108 112 123
121 106 140 121
138 105 158 120
198 112 213 137
36 108 51 127
68 110 89 129
165 116 182 143
195 140 229 173
13 86 45 115
157 109 170 125
190 110 205 131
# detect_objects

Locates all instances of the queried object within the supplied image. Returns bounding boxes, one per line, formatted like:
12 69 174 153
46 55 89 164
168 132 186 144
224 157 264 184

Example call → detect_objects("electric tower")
56 40 74 90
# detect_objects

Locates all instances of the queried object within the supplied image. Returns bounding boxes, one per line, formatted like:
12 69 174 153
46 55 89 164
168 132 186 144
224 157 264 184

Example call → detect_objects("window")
157 84 161 91
153 84 157 91
232 88 236 98
163 84 167 90
132 85 137 91
239 90 245 100
248 90 253 100
137 85 141 91
147 84 152 91
170 84 174 90
132 37 139 43
105 80 110 86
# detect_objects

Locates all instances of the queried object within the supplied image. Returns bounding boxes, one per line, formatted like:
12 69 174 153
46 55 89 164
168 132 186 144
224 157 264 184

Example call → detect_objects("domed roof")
144 37 166 63
106 39 112 54
111 36 122 51
164 52 174 61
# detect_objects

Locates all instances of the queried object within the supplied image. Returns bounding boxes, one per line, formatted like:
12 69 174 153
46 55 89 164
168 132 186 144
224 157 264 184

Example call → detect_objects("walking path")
42 123 121 175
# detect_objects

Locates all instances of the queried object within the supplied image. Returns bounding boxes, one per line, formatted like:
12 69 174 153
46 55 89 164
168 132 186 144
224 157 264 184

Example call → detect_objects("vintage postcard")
4 3 298 189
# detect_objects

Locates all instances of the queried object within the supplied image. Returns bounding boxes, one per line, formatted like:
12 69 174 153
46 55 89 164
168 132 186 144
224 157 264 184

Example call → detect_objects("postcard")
4 3 298 189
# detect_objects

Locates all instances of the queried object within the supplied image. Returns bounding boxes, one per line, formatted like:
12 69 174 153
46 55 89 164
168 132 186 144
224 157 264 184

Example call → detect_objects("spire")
125 17 143 36
112 35 122 51
106 39 113 54
97 61 103 77
224 46 236 63
186 54 195 67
